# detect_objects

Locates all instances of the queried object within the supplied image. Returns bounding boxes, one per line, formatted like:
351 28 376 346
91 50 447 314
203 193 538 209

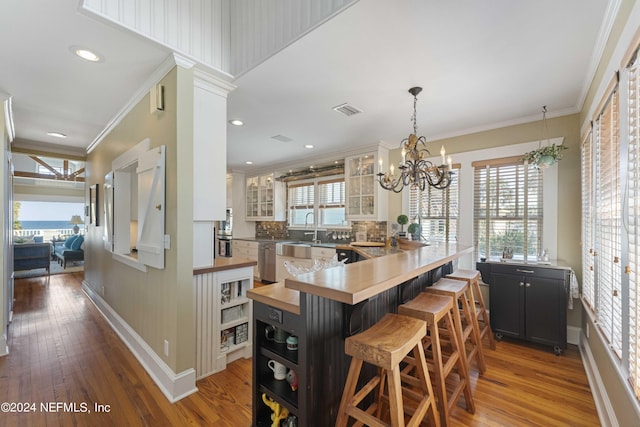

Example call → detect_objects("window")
408 164 459 242
594 87 622 357
582 49 640 403
629 54 640 400
288 181 314 227
110 139 166 271
473 157 543 261
287 176 346 228
581 131 595 309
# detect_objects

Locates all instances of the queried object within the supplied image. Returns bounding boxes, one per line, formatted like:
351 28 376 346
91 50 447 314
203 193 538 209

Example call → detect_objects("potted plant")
522 144 568 169
407 223 422 241
397 214 409 237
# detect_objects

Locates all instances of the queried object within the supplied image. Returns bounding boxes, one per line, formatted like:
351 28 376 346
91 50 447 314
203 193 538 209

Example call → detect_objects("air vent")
271 134 294 142
332 103 363 117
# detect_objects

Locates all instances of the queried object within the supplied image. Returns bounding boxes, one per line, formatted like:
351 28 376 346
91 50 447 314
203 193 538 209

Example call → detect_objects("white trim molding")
580 331 619 427
0 332 8 357
82 280 197 402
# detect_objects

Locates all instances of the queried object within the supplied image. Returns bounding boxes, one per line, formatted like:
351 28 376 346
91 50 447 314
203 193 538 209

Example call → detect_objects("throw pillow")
64 235 78 249
70 235 84 251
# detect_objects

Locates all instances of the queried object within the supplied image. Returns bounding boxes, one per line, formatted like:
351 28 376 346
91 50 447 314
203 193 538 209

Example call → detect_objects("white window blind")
408 165 459 242
288 182 315 226
581 130 595 309
595 87 622 357
287 176 345 227
628 57 640 398
318 178 346 226
473 157 543 261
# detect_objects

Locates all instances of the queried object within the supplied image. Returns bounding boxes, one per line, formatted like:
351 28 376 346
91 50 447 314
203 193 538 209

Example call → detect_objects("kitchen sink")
276 242 312 259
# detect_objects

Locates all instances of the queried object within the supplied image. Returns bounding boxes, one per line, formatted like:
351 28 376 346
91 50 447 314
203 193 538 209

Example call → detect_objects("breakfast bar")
248 242 472 426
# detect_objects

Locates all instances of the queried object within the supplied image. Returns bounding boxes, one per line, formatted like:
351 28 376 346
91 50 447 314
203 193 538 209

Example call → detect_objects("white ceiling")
0 0 612 173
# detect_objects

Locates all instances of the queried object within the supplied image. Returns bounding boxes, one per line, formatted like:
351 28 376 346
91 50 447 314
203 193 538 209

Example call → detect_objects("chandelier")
377 87 454 193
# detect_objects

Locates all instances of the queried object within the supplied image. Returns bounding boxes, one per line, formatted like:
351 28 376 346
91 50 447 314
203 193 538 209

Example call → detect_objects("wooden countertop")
193 257 257 275
285 242 473 305
247 282 300 315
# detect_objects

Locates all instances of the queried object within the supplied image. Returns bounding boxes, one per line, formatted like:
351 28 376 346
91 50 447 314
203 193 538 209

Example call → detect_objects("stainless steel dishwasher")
259 241 277 283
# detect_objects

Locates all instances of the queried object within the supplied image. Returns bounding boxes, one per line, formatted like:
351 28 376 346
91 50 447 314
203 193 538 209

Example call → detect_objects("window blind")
473 158 543 261
318 178 346 226
408 165 460 242
287 176 346 227
581 130 595 309
628 57 640 398
288 182 315 226
595 87 622 357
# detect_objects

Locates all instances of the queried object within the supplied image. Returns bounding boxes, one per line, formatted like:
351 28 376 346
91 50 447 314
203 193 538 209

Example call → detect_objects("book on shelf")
220 327 235 351
234 323 248 344
221 282 232 304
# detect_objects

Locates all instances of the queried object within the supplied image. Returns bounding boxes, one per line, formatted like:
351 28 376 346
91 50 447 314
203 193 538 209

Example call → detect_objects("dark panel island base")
249 257 459 426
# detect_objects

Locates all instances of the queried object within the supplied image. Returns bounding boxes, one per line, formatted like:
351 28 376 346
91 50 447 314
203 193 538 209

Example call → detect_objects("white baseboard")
580 332 619 427
0 332 8 357
82 280 198 402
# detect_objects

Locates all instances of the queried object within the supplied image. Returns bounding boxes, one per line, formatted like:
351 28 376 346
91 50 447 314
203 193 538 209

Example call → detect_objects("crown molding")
86 54 184 154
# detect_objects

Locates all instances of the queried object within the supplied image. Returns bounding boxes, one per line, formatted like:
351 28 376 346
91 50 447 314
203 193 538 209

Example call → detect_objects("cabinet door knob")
525 283 531 288
519 282 525 287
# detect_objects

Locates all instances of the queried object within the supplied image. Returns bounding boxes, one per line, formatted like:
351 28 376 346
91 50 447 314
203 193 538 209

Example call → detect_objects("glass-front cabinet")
246 173 286 221
345 148 388 221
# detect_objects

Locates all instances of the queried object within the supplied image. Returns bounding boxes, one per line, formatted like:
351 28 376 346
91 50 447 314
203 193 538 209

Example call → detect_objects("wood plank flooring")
0 274 599 426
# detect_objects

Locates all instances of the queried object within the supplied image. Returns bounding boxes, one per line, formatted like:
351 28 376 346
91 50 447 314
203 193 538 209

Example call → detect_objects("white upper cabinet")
345 147 388 221
245 173 285 221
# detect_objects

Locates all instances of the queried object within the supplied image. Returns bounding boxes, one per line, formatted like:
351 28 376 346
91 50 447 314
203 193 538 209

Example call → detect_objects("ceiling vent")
271 134 294 142
332 103 363 117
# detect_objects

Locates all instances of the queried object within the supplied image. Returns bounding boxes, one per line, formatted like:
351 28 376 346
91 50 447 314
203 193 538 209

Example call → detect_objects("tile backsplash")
255 221 288 240
254 220 387 243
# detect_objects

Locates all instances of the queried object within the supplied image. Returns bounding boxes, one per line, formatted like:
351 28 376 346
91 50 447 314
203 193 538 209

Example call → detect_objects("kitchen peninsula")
248 242 472 426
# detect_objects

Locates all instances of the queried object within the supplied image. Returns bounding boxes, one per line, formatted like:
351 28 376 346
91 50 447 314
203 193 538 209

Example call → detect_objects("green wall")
84 66 196 374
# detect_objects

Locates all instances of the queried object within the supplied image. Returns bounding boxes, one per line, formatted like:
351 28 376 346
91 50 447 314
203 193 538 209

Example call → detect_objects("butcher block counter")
248 241 472 427
286 242 472 305
192 256 257 275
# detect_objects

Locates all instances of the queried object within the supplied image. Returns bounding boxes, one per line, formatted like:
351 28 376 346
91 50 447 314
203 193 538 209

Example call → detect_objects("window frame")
287 174 348 229
408 163 460 243
471 156 544 262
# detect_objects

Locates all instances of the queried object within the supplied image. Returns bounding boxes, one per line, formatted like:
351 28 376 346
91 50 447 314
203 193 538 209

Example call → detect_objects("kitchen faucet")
304 212 320 243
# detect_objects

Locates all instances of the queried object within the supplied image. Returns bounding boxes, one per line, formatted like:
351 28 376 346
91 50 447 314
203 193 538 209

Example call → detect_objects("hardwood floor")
0 274 599 426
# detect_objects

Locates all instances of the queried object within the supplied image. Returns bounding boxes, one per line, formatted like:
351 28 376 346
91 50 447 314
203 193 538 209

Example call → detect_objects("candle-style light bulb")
440 145 446 165
401 147 406 164
379 158 383 171
447 155 452 169
390 164 395 176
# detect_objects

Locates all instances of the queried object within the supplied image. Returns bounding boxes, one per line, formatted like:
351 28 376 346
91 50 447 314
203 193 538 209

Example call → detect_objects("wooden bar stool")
447 269 496 350
425 278 486 374
399 292 475 426
335 313 440 427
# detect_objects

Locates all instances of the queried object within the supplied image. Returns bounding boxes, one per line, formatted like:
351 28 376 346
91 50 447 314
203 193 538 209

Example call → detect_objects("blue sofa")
14 243 51 274
54 235 84 269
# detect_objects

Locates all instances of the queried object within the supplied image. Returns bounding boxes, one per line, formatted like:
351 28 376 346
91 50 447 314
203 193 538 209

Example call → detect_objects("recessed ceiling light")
47 132 67 138
70 46 102 62
229 119 244 126
305 144 314 149
245 161 253 165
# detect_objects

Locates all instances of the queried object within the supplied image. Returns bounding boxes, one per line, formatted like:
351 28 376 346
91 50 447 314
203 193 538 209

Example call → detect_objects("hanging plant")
522 106 568 169
522 143 568 169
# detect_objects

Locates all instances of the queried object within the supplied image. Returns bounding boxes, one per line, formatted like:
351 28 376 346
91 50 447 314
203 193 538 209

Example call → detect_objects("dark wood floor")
0 274 599 426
